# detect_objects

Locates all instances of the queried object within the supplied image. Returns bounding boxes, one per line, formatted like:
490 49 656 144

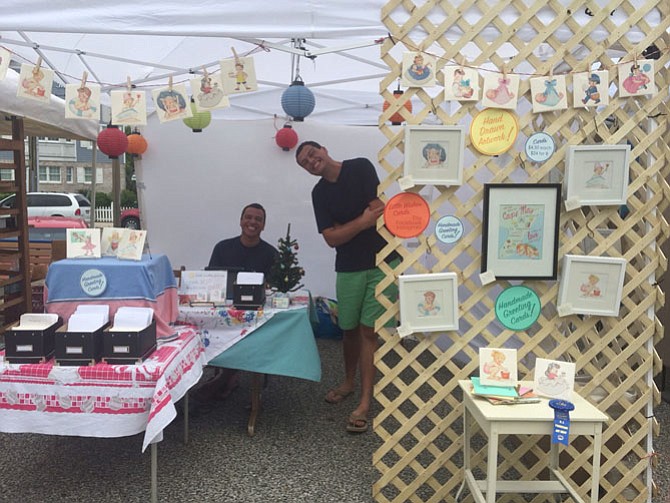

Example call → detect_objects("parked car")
0 192 92 220
120 208 141 229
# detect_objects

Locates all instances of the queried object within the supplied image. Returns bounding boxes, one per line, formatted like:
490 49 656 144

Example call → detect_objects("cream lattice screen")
373 1 670 502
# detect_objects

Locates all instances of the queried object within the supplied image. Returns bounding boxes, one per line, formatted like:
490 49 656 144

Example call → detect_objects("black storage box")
54 322 110 366
233 283 266 310
4 318 63 364
101 319 157 365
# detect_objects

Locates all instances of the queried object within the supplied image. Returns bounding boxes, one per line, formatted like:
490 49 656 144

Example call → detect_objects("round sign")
384 192 430 239
494 285 541 331
524 131 555 163
470 108 519 155
80 269 107 297
435 215 463 244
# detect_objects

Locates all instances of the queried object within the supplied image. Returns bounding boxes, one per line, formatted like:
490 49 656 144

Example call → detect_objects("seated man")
193 203 278 402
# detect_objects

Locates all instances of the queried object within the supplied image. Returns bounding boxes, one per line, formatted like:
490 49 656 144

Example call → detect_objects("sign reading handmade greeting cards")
435 215 463 244
479 347 517 387
65 83 101 120
495 285 541 331
470 108 518 156
533 358 576 401
383 192 430 239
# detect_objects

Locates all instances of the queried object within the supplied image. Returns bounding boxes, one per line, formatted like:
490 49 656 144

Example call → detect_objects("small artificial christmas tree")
268 223 305 293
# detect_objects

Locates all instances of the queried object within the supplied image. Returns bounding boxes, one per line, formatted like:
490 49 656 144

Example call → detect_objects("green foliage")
120 189 137 208
268 223 305 293
94 192 112 207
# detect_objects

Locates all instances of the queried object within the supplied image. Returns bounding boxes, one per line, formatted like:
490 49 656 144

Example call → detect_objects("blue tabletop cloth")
45 254 177 302
207 308 321 382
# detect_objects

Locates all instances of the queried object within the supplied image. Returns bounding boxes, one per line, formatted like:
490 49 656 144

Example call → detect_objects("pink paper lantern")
97 125 128 159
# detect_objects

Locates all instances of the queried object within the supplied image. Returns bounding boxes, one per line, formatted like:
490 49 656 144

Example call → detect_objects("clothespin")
168 76 173 90
456 54 466 69
501 63 508 79
231 47 240 64
126 76 132 92
33 56 42 76
202 65 209 78
79 71 88 89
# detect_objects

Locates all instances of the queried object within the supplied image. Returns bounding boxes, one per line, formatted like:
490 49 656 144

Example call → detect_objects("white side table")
456 380 608 503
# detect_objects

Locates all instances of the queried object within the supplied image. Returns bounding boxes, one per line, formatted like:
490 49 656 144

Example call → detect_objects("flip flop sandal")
324 388 353 404
346 414 369 433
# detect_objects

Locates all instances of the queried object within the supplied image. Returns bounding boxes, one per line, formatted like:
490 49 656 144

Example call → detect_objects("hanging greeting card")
151 84 193 123
481 72 520 110
65 83 101 120
524 131 555 163
190 74 230 111
618 59 655 97
0 47 10 81
401 52 436 88
435 215 464 244
384 192 430 238
470 108 518 155
220 56 258 94
443 65 479 101
530 75 568 113
17 63 54 103
111 89 148 125
572 70 609 108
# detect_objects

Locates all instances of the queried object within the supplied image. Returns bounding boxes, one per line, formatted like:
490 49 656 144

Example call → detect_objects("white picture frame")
557 255 627 317
564 144 631 208
398 272 459 334
402 125 465 186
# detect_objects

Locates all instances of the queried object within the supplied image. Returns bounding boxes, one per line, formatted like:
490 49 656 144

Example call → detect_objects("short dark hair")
241 203 266 223
295 140 322 160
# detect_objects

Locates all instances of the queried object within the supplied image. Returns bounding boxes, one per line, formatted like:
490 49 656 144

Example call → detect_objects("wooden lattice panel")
375 1 670 502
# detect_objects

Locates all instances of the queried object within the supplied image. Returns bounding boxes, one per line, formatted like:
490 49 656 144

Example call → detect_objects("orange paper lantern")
126 132 148 156
383 90 413 125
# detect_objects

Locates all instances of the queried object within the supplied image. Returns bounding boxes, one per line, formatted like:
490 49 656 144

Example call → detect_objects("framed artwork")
401 52 436 88
220 56 258 94
17 63 54 103
481 72 520 110
110 89 147 125
482 183 561 280
530 75 568 113
443 65 479 101
403 125 465 186
398 272 459 334
190 75 230 111
65 83 101 120
572 70 609 108
479 347 518 387
533 358 576 401
557 254 627 317
564 144 631 208
617 59 655 97
151 84 193 123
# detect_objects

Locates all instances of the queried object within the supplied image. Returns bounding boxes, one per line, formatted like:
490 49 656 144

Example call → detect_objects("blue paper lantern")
281 78 315 121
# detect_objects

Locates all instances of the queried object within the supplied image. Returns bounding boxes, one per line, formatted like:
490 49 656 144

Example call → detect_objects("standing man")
194 203 278 403
296 141 396 433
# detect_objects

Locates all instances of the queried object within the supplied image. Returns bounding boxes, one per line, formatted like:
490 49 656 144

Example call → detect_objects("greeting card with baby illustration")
401 52 437 88
17 63 54 103
443 65 479 101
479 347 518 387
101 227 126 257
533 358 575 401
617 59 655 97
481 72 520 110
116 229 147 261
65 83 101 120
530 75 568 113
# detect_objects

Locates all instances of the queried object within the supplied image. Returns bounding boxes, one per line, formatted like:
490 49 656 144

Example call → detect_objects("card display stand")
4 318 63 364
54 322 110 366
101 319 157 365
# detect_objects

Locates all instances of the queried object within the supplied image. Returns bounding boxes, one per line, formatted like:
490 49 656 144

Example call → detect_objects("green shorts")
336 264 398 331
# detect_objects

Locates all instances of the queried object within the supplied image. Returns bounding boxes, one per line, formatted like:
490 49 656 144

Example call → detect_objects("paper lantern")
275 124 298 151
126 131 148 156
383 90 413 125
281 77 315 121
183 100 211 132
97 125 128 159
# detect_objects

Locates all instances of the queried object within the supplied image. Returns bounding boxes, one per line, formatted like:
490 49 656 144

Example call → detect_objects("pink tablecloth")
0 326 206 452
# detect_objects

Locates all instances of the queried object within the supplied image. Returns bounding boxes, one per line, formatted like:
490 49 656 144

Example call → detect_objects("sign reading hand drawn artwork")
384 193 430 238
495 285 541 331
470 108 518 155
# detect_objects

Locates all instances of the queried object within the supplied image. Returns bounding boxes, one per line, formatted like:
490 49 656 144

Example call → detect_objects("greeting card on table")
479 347 517 387
533 358 576 401
66 228 101 259
100 227 125 257
116 229 147 261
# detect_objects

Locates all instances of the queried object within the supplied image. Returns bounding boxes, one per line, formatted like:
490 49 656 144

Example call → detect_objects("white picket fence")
94 205 134 223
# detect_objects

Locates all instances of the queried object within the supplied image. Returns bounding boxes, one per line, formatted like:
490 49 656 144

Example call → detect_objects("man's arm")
321 198 384 248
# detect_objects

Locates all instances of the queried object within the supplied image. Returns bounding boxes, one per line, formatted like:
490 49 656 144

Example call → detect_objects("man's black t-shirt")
208 237 278 278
